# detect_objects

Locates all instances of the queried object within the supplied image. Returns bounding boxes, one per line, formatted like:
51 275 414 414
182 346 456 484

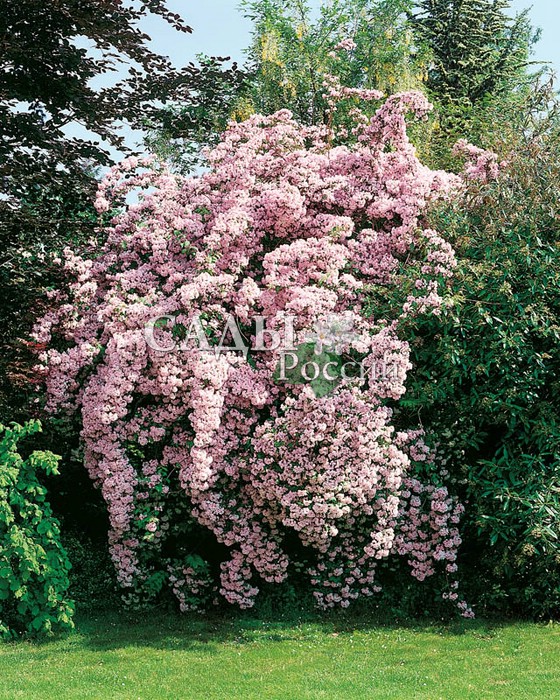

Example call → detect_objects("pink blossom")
34 87 485 615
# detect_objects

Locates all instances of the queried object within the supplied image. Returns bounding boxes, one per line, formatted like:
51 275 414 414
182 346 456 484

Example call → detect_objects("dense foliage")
33 72 501 615
0 421 73 639
242 0 426 122
394 81 560 617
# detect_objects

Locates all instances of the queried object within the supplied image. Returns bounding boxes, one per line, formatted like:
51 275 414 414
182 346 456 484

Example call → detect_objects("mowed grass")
1 611 559 699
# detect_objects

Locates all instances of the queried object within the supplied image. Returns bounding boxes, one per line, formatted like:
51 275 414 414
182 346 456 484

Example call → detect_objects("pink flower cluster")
168 556 215 612
453 139 500 182
35 89 492 615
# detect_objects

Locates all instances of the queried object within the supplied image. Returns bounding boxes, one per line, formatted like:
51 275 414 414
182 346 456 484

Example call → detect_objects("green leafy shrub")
391 89 560 617
0 421 74 638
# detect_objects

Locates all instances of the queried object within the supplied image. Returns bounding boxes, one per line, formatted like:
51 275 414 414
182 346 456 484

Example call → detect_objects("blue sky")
509 0 560 73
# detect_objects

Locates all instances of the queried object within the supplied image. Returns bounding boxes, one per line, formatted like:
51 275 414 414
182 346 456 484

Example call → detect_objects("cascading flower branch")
34 83 497 617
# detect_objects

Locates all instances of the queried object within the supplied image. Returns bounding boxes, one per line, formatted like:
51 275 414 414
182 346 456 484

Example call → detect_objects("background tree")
148 0 433 172
0 0 242 420
407 0 537 162
242 0 430 124
148 0 539 175
410 0 533 106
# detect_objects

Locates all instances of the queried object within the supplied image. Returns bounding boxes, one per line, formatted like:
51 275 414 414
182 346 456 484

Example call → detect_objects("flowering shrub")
34 88 489 616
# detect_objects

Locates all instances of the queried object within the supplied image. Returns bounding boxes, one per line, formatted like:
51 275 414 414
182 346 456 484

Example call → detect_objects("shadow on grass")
56 604 517 654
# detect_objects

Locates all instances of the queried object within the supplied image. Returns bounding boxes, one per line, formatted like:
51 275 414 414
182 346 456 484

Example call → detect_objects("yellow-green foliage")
241 0 430 126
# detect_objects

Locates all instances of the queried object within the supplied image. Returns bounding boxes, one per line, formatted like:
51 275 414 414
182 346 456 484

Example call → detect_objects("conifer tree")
409 0 534 109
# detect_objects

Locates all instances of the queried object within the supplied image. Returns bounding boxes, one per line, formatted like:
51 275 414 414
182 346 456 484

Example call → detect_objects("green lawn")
1 612 559 699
